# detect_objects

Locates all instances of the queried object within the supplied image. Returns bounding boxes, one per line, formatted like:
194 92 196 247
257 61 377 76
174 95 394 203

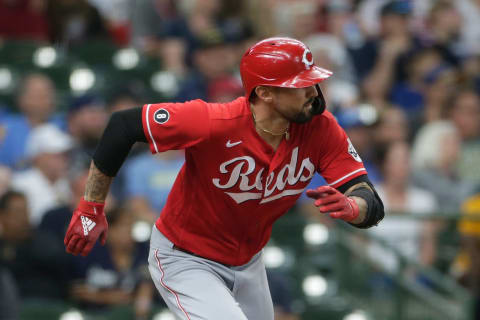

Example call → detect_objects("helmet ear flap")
312 84 326 115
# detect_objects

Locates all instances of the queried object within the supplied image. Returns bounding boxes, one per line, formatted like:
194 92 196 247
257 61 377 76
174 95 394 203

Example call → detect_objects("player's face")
271 85 320 123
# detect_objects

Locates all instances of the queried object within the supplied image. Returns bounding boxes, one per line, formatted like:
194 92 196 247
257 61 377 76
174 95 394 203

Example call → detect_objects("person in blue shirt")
124 150 184 223
0 73 63 169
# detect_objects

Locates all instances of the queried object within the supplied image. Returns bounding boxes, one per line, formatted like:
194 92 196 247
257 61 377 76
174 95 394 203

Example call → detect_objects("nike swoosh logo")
226 140 242 148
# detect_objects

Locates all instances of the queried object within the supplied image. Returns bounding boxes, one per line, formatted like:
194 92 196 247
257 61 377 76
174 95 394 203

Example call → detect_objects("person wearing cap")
63 37 384 319
350 1 424 109
11 124 73 226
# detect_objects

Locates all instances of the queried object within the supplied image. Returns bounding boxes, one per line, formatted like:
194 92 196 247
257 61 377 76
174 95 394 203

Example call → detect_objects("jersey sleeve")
142 100 210 153
316 112 367 188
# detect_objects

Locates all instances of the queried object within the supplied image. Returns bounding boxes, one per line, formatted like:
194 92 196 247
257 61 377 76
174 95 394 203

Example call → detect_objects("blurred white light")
357 104 378 126
59 310 84 320
33 46 57 67
150 71 178 96
302 275 327 297
132 221 152 242
113 48 140 70
0 68 12 90
303 223 329 245
263 246 286 268
153 310 176 320
344 310 368 320
69 68 95 92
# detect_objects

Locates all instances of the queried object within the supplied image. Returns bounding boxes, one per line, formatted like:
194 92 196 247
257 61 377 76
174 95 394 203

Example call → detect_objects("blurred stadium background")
1 0 480 319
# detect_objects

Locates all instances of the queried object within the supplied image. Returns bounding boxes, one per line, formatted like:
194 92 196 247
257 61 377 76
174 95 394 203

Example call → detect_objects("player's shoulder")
146 97 248 121
206 97 250 121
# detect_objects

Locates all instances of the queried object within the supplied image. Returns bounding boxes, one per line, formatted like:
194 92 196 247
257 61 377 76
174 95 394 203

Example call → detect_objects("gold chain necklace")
251 108 290 140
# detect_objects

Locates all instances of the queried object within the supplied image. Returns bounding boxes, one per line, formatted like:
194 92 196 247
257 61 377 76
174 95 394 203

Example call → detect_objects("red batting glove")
305 186 359 222
64 198 108 256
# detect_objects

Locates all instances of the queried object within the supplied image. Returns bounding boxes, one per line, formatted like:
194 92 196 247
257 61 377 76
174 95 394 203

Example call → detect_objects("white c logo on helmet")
302 48 314 70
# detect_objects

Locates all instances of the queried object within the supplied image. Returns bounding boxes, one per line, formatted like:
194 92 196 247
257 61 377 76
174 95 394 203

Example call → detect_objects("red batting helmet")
240 37 332 99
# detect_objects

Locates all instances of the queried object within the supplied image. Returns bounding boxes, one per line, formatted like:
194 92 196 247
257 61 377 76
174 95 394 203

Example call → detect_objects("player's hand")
305 186 359 222
64 198 108 256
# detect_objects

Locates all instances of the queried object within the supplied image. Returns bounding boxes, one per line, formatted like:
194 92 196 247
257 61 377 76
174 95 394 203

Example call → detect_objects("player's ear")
254 86 274 103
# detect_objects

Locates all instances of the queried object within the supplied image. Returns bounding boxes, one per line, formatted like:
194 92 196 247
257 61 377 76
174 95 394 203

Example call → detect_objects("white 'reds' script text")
212 147 315 203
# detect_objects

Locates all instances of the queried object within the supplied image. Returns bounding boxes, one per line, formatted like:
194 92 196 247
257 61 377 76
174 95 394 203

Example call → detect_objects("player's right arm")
64 101 210 256
64 107 147 256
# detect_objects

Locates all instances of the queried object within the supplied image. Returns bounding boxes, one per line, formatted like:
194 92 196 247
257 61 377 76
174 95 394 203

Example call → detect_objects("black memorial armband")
92 107 147 177
337 175 385 229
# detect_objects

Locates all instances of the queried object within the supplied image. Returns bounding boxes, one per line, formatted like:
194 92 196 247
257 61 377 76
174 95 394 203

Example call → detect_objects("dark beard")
291 85 327 123
289 96 323 123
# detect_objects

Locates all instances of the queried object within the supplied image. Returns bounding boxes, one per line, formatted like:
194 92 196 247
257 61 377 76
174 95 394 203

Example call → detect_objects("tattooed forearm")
84 161 113 203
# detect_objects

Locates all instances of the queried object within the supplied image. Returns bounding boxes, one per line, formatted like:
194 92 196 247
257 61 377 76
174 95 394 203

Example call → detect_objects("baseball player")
64 37 384 320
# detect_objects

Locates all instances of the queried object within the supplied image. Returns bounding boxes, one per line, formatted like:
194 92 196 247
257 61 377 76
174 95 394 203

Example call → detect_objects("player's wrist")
344 197 360 222
78 198 105 216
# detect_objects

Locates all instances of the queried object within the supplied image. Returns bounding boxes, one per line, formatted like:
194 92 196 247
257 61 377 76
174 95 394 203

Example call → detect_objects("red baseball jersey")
142 97 366 265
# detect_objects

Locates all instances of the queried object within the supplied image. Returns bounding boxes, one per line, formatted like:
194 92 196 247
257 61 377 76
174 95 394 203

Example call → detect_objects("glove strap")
345 197 360 222
77 198 105 216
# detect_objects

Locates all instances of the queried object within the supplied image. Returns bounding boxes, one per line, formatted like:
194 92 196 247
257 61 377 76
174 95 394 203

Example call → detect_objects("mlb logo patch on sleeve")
347 138 362 162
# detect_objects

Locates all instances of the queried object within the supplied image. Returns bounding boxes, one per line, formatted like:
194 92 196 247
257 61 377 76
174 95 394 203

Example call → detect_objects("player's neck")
250 102 290 150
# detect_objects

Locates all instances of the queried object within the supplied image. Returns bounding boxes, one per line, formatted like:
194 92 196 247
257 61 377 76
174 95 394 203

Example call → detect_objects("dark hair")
0 190 25 212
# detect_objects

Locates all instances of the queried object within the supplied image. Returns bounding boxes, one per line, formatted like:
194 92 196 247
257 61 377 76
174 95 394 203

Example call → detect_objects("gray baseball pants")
148 226 274 320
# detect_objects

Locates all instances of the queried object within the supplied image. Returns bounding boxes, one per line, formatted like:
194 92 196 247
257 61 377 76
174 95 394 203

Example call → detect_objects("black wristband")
92 107 147 177
348 186 384 229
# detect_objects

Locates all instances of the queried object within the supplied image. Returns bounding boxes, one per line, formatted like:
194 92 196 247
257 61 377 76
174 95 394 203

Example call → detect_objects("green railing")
334 222 473 320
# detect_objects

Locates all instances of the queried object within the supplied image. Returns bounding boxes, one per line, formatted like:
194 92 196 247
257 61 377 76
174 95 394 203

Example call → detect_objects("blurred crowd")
2 0 480 319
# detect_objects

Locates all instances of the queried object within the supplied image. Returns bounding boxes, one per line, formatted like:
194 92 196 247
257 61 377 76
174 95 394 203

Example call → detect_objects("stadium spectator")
0 73 60 169
368 141 438 272
456 0 480 56
411 121 475 213
373 106 409 149
449 88 480 184
46 0 108 44
11 124 72 226
304 34 359 110
353 1 423 109
425 0 465 66
68 206 154 319
67 94 108 171
174 29 235 102
389 48 458 130
0 190 69 299
125 150 184 223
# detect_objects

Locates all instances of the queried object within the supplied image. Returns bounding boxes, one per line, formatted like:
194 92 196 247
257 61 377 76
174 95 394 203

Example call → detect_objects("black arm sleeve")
337 174 385 229
92 107 147 177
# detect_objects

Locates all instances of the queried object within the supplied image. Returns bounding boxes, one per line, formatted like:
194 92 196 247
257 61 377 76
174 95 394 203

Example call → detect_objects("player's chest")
194 136 318 203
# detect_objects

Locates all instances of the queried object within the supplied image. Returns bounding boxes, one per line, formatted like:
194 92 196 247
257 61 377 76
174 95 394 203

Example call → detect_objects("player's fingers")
64 231 73 246
316 186 337 194
73 238 87 256
314 193 342 206
100 230 107 246
81 241 95 257
318 202 344 213
305 189 322 199
66 235 80 254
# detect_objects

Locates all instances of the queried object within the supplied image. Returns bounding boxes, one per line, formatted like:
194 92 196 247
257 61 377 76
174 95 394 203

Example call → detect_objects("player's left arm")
306 175 384 228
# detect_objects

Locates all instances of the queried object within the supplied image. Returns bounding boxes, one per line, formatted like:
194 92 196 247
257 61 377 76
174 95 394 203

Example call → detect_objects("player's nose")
306 85 318 99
